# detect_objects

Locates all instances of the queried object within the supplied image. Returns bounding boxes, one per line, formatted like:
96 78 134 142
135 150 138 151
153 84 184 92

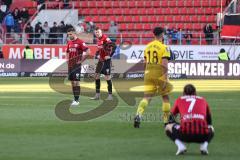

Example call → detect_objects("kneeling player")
165 84 214 155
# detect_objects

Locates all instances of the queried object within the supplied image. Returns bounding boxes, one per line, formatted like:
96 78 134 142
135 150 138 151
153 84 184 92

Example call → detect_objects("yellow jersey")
144 40 170 65
143 40 172 95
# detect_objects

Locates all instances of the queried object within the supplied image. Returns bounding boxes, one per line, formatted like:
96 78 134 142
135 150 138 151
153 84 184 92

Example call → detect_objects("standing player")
91 27 116 100
66 28 90 106
165 84 214 155
134 27 173 128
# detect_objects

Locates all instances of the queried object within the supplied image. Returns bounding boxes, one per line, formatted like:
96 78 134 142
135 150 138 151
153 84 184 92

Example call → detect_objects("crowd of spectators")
163 27 193 45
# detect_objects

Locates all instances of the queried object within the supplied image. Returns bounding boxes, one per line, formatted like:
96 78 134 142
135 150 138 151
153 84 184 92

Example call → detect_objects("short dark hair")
67 27 75 33
183 84 196 95
94 26 100 31
153 27 164 37
25 45 30 49
220 48 225 53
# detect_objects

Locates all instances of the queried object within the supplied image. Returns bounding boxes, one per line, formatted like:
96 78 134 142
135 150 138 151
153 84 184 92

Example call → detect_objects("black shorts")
95 59 111 75
68 65 81 81
167 124 214 143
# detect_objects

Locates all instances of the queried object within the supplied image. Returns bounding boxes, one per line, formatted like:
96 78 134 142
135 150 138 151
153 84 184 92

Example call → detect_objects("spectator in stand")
37 0 45 11
49 21 58 44
57 21 66 44
12 8 21 32
0 9 6 23
86 21 95 34
74 20 84 34
34 22 44 44
20 7 29 23
203 24 213 45
0 2 7 13
163 26 170 45
184 28 193 45
25 23 34 44
3 12 14 32
108 21 118 43
0 47 4 58
2 0 12 10
177 28 184 45
225 0 231 6
63 0 70 9
42 21 50 44
171 28 178 45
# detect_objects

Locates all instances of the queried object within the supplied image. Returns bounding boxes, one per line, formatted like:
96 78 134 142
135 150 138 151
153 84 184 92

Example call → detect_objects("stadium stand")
1 0 236 44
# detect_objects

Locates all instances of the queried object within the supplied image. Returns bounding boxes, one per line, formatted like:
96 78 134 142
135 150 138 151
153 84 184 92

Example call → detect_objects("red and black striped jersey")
96 34 112 61
66 38 88 69
171 95 212 135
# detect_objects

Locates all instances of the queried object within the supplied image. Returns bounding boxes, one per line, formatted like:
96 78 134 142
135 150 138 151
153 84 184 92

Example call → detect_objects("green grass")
0 78 240 160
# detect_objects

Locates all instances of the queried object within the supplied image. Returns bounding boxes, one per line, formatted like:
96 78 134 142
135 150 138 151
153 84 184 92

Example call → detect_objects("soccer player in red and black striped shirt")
165 84 214 155
90 27 116 100
66 28 90 106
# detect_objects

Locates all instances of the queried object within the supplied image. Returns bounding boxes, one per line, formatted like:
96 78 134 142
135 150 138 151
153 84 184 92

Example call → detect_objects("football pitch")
0 77 240 160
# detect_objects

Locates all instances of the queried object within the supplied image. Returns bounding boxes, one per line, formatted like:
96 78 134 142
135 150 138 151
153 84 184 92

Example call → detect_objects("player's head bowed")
183 84 197 96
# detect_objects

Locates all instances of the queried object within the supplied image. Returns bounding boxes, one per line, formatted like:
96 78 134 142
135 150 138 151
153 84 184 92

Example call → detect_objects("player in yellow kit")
134 27 173 128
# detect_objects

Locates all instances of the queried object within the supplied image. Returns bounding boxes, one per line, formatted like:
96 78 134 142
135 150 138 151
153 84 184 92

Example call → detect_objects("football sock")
107 80 112 94
175 139 185 150
162 102 171 123
73 86 80 101
96 79 101 93
136 99 149 116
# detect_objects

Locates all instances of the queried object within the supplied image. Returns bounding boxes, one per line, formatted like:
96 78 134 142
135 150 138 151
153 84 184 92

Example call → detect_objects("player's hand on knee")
208 125 214 132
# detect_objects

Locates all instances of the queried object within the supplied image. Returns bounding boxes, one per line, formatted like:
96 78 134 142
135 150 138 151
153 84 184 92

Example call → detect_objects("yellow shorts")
144 70 173 96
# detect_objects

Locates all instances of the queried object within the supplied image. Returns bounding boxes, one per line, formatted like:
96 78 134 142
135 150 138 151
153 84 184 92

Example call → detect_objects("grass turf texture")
0 77 240 160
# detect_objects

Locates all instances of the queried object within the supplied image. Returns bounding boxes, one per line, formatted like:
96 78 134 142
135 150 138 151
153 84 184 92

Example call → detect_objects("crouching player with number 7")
165 84 214 155
66 28 91 106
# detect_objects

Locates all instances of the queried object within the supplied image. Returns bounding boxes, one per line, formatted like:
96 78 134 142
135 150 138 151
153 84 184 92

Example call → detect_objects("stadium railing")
3 32 232 45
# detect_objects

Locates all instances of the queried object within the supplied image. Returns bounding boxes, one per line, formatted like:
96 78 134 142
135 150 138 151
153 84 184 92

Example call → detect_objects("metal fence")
3 31 238 45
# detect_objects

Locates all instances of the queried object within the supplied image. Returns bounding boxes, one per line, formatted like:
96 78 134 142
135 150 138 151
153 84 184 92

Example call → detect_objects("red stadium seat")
185 0 193 7
194 1 201 7
116 16 125 23
132 16 140 23
104 1 112 8
169 1 176 7
175 15 182 22
143 23 152 30
79 1 88 8
149 16 158 23
172 8 179 15
188 8 195 15
177 0 185 7
153 1 160 8
124 16 132 22
128 1 136 8
202 1 209 7
191 15 199 22
136 1 144 8
205 8 212 14
161 1 168 7
134 24 142 30
141 16 149 22
119 23 128 30
200 16 207 23
145 1 152 8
